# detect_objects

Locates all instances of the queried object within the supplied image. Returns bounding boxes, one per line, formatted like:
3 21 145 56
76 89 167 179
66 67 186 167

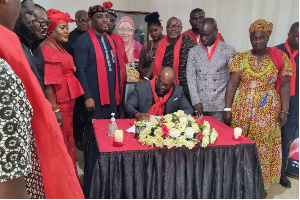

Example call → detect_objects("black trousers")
73 96 85 141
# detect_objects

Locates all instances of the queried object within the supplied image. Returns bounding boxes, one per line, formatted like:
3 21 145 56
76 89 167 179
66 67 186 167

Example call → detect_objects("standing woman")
138 12 163 80
224 19 293 194
40 9 84 173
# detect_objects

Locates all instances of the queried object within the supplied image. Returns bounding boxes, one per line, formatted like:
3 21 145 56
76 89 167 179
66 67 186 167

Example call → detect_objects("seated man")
124 67 194 121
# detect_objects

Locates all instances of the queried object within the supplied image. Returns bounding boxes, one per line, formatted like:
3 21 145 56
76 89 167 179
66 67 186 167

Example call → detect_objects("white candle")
114 130 123 143
234 127 242 139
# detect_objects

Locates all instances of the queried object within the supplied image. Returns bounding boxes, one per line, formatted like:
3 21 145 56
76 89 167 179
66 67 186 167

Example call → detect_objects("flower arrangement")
138 110 218 149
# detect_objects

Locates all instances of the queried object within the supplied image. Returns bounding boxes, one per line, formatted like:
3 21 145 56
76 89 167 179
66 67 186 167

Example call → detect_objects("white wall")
34 0 299 52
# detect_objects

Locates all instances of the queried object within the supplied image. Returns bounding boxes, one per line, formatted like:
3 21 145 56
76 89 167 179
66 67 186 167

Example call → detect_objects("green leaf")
198 125 206 132
188 121 192 127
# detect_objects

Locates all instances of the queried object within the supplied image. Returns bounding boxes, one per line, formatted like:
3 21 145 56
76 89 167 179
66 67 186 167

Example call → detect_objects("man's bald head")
167 16 182 25
75 10 90 31
159 67 176 82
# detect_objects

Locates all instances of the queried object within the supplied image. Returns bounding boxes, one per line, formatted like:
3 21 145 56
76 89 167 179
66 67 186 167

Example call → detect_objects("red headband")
46 9 75 34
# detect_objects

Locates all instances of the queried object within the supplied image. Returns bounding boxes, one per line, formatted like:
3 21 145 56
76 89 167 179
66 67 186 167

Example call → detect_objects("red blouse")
41 45 84 103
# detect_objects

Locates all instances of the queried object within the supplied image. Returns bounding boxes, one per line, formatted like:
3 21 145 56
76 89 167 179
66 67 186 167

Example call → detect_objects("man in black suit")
124 67 194 121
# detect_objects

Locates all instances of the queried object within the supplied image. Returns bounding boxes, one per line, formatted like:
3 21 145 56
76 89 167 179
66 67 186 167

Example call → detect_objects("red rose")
103 1 113 9
197 118 204 125
161 125 169 138
196 133 203 141
160 118 165 122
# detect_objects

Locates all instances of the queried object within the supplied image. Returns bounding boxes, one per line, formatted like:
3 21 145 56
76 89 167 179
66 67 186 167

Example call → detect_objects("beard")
16 13 34 37
155 85 168 97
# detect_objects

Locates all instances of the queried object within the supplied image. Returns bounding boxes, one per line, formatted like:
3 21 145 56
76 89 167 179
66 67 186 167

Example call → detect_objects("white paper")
126 115 161 133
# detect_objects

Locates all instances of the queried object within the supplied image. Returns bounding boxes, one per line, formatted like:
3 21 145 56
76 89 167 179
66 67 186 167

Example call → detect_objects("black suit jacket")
123 81 194 118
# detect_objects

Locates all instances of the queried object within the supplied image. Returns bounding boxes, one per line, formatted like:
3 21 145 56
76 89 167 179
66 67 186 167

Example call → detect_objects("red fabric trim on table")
92 116 254 153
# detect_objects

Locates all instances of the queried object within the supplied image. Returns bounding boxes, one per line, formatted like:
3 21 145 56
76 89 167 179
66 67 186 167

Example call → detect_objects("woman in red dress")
40 9 84 173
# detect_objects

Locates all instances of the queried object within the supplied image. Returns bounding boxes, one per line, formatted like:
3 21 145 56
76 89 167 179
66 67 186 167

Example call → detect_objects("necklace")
245 54 272 77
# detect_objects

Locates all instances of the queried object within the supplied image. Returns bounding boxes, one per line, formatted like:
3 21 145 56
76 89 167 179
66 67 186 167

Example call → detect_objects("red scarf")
284 40 299 96
0 25 83 198
153 35 182 85
269 47 284 94
110 32 128 99
205 35 219 61
148 76 174 116
88 27 120 106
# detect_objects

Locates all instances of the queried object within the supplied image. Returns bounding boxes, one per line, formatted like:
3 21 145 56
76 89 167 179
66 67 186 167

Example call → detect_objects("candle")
234 127 242 139
114 130 123 143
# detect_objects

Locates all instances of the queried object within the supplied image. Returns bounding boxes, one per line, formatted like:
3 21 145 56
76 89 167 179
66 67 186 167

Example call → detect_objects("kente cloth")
0 25 83 198
228 49 293 189
205 35 219 61
182 29 225 44
110 32 128 98
249 19 273 37
88 28 120 106
46 9 75 34
148 76 174 116
153 35 183 85
284 40 299 96
154 36 197 101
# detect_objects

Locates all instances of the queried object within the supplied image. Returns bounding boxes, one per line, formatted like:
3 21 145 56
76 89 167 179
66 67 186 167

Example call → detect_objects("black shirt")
63 28 86 56
17 33 45 91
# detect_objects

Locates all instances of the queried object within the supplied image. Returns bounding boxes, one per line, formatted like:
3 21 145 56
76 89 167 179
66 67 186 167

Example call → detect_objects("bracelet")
52 106 59 111
281 111 289 114
144 77 149 81
224 108 231 111
54 109 60 113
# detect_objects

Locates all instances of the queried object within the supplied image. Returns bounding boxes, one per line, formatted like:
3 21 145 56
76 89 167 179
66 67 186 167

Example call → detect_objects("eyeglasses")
76 18 90 22
166 24 182 30
33 20 51 28
157 76 173 89
118 28 133 33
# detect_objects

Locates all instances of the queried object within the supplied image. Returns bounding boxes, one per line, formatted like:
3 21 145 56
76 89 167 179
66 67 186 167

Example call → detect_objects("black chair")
119 82 136 118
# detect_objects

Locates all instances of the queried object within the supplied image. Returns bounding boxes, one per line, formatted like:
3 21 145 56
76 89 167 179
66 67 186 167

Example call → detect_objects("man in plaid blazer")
186 18 235 123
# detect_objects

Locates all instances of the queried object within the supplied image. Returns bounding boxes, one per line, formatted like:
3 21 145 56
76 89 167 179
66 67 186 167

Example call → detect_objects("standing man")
14 0 45 91
276 22 299 188
182 8 225 44
186 18 235 122
107 5 128 98
152 16 197 102
73 5 121 191
63 10 90 55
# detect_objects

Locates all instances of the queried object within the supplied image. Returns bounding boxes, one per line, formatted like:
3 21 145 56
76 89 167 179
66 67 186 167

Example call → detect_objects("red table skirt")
92 116 253 153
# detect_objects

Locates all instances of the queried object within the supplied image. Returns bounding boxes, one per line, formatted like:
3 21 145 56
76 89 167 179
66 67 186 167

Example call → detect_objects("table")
83 117 264 199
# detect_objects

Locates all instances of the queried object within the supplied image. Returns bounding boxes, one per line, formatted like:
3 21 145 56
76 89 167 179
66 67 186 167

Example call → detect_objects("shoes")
280 175 291 188
75 140 83 151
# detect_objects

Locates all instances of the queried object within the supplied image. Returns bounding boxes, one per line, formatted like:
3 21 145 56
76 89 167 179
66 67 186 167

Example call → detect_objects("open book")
126 115 161 133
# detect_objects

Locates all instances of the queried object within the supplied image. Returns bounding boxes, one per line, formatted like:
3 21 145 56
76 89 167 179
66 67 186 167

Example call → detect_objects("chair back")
119 82 136 118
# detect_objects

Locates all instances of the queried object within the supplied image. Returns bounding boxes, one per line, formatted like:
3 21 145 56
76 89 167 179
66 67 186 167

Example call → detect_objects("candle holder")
135 125 146 139
113 130 124 147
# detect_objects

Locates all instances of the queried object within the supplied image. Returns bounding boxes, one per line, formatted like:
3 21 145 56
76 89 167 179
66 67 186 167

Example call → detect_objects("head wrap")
88 5 107 19
116 16 135 32
249 19 273 37
46 9 75 34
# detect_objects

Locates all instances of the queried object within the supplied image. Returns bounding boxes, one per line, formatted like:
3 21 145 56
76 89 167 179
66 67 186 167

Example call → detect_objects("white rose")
192 123 200 133
203 120 210 129
169 128 181 138
201 136 210 147
184 127 195 139
176 122 186 133
202 127 210 137
175 110 185 117
187 115 196 123
151 119 159 127
186 140 196 150
210 134 217 144
179 117 188 124
164 122 175 129
164 114 173 122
